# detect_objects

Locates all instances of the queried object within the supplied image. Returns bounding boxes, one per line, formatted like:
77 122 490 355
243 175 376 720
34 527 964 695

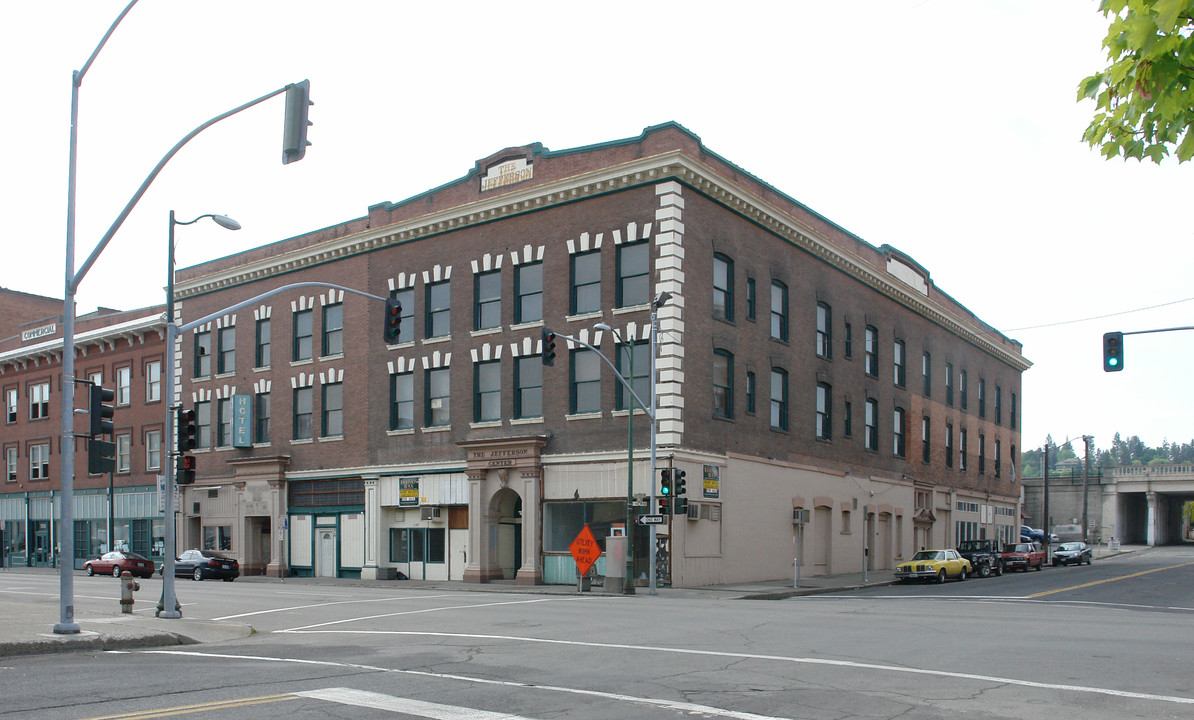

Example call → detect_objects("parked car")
895 549 971 583
164 549 240 581
1052 524 1085 544
1052 541 1093 566
84 550 156 579
1002 542 1045 572
956 539 1004 577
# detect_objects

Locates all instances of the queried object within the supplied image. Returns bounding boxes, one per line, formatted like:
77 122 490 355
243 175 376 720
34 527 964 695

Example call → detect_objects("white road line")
295 687 533 719
145 651 800 720
271 629 1194 707
213 593 452 621
276 597 560 631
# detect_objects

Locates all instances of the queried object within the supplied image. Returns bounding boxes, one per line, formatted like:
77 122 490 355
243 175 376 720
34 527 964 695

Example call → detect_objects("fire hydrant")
119 570 140 614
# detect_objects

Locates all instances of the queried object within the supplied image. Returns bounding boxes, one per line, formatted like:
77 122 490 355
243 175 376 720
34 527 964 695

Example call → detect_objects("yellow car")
894 549 972 583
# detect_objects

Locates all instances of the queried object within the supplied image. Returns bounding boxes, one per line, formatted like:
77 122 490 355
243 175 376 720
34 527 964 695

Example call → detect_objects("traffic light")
88 384 114 437
660 469 672 515
176 454 197 485
1102 331 1124 372
383 295 402 345
542 328 557 366
673 469 688 516
282 79 313 165
176 408 198 451
88 438 115 475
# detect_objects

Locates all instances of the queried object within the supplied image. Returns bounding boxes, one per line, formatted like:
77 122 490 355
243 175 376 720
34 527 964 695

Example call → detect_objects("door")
316 528 337 578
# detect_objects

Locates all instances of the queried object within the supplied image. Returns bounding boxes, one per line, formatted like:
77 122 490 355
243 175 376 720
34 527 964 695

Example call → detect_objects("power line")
1005 295 1194 333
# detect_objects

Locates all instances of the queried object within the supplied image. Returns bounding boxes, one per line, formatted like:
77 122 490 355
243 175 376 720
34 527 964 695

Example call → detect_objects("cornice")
176 150 1029 371
0 313 166 374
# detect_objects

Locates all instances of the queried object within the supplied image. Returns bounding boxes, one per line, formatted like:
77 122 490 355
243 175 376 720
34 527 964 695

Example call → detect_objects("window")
816 383 831 440
1010 392 1017 429
946 423 954 468
572 348 601 414
864 398 878 451
293 387 313 440
255 318 271 367
116 433 131 473
995 386 1003 425
322 303 343 356
745 371 756 414
203 525 232 552
960 428 969 471
474 360 501 422
713 350 733 419
115 366 132 406
145 361 161 403
713 254 733 322
30 443 50 479
616 341 649 412
893 407 906 457
255 392 271 443
515 262 543 324
30 382 50 420
217 326 235 374
922 416 931 463
390 372 414 431
217 398 232 447
960 370 968 410
7 446 18 481
617 241 649 308
195 330 212 377
995 438 1002 477
393 288 414 344
322 382 343 437
816 303 832 359
425 281 451 338
515 356 542 419
195 401 211 448
770 281 788 341
922 352 931 396
145 430 161 470
474 271 501 331
893 339 905 387
770 368 788 431
5 388 16 423
293 309 313 361
945 363 954 406
844 323 853 359
864 326 878 377
1010 445 1016 481
746 277 756 321
571 251 601 315
425 367 450 427
978 378 986 418
844 401 852 437
979 434 986 474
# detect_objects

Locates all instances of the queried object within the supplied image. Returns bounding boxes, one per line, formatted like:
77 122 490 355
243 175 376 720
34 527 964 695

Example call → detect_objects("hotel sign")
21 323 57 342
480 158 533 192
232 394 253 447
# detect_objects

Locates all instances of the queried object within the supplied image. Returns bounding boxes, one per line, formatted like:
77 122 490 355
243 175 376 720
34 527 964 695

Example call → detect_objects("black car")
1052 541 1093 566
163 549 240 581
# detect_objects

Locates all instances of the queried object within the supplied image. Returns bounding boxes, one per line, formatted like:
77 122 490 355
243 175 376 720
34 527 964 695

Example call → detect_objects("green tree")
1078 0 1194 162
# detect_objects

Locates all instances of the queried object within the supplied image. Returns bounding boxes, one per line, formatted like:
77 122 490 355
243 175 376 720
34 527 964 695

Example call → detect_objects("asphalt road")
3 546 1192 720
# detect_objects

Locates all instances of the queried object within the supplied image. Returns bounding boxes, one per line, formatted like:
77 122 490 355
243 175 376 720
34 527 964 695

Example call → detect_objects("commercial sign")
703 464 721 498
399 476 420 507
21 323 57 342
232 394 252 447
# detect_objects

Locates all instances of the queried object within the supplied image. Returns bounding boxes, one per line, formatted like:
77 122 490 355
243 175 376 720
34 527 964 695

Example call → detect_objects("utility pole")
1082 435 1093 543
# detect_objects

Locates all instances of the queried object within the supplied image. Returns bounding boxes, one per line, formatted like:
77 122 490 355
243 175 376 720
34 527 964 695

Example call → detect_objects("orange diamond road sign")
569 524 601 577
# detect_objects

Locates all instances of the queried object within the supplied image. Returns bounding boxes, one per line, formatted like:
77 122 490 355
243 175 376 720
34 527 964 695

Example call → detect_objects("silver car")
1052 541 1092 566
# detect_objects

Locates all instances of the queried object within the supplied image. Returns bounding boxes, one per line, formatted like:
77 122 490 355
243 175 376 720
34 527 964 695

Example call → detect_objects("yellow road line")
1027 561 1194 598
79 694 296 720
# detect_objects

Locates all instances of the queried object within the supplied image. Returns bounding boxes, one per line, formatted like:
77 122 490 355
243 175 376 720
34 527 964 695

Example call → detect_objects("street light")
158 211 240 618
593 322 636 594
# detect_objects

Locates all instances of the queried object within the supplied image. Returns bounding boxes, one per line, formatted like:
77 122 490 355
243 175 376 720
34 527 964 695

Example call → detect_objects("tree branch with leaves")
1079 0 1194 162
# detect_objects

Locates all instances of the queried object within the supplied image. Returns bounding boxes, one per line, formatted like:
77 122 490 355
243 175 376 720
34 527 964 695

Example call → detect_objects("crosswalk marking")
295 687 532 719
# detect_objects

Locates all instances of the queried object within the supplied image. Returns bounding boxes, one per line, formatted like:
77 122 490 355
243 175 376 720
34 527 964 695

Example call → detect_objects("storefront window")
203 525 232 551
543 501 624 553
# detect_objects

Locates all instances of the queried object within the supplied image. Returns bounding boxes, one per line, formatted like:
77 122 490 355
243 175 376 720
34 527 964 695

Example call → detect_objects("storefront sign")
399 476 420 507
703 464 721 499
232 394 252 447
21 323 57 342
480 158 533 192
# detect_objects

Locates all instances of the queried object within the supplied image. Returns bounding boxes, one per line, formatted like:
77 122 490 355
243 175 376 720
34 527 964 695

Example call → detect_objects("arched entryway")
489 489 522 580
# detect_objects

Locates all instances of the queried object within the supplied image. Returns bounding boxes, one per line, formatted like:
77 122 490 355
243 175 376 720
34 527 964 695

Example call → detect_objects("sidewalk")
0 543 1142 658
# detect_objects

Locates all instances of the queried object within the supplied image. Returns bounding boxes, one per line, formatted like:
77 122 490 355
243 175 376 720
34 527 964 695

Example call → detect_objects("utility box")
604 535 626 594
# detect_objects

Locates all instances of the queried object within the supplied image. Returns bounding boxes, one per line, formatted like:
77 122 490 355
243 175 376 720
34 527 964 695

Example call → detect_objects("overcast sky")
2 1 1190 454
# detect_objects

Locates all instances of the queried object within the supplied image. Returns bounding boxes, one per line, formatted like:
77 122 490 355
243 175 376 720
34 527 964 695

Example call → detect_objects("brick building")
1 289 167 568
172 123 1030 586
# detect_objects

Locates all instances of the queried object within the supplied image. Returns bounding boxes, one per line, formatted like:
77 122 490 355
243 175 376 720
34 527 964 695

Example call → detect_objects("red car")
84 551 156 579
1001 542 1045 572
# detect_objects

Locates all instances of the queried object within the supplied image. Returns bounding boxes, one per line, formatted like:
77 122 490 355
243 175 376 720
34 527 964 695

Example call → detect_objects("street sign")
636 514 666 526
569 524 601 577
